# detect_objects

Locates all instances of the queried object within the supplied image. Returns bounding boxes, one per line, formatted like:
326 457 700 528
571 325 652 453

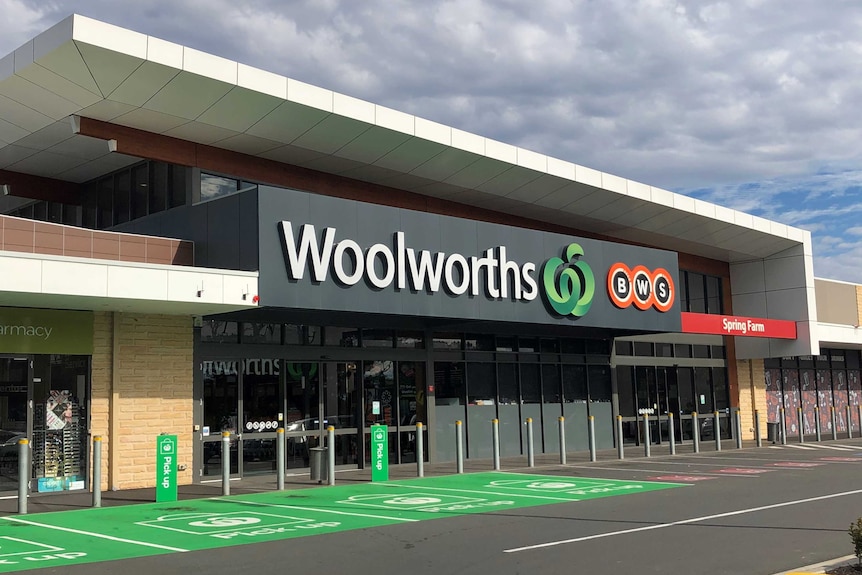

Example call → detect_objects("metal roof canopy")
0 15 809 265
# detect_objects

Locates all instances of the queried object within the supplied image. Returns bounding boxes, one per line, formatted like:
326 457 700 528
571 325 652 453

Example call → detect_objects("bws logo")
541 243 595 317
607 263 674 312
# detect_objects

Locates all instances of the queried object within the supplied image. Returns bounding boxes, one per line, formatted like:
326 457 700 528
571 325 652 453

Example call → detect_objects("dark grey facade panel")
257 185 682 332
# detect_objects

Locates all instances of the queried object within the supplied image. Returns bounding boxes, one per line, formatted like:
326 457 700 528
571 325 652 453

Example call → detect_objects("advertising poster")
765 368 782 424
849 370 861 432
834 370 849 433
782 370 800 434
817 370 833 433
800 370 816 434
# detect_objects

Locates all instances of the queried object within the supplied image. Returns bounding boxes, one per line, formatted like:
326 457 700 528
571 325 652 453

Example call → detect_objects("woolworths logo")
541 243 595 317
278 222 595 319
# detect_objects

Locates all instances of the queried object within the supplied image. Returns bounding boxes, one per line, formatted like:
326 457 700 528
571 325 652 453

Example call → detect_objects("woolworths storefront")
0 308 92 495
194 184 710 479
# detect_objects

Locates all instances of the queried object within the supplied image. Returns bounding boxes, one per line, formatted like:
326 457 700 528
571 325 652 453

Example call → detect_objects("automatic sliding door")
0 358 29 494
323 362 359 466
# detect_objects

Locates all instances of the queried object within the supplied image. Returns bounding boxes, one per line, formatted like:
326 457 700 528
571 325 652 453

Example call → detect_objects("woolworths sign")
258 185 680 332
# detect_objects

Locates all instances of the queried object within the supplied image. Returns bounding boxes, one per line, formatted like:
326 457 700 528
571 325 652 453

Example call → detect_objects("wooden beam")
0 170 82 204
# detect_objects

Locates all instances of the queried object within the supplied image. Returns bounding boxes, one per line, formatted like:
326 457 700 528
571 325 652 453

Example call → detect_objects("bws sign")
607 263 674 312
259 186 680 332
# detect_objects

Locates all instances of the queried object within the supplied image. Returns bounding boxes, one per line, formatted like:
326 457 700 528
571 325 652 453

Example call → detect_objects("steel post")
416 422 424 477
93 436 102 507
831 407 838 441
17 439 28 515
815 406 822 441
669 413 676 455
455 420 464 474
754 410 762 448
643 414 651 458
780 408 787 445
714 411 721 452
221 431 231 496
693 412 700 453
588 416 596 462
847 405 853 439
559 417 567 465
616 415 624 460
797 407 804 443
526 418 535 468
276 429 285 491
327 426 336 486
492 419 501 470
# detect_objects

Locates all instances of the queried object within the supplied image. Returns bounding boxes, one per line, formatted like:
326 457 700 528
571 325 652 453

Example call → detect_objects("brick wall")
736 358 766 440
91 312 194 490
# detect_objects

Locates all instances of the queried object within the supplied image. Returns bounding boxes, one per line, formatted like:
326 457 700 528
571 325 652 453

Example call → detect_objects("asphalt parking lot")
3 438 862 574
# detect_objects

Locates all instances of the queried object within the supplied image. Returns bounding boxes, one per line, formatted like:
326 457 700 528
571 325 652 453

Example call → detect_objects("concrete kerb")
772 554 857 574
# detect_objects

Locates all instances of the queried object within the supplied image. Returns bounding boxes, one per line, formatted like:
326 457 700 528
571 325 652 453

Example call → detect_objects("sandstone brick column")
91 312 194 490
736 358 766 440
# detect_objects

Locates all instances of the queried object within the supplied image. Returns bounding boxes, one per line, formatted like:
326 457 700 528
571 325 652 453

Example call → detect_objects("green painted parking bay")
0 473 685 573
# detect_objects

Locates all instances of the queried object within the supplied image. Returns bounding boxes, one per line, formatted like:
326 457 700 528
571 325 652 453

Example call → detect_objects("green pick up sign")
156 435 178 502
371 424 388 481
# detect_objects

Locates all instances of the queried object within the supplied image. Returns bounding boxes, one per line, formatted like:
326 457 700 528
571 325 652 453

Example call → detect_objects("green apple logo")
542 243 595 317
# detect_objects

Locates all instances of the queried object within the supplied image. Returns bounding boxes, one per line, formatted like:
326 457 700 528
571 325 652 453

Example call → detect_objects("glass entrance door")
322 362 360 467
0 357 30 494
239 359 282 476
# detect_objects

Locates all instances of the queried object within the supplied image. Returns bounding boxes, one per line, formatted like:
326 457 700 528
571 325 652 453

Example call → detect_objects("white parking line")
211 497 419 522
561 465 756 477
385 483 580 501
503 488 862 553
2 517 189 552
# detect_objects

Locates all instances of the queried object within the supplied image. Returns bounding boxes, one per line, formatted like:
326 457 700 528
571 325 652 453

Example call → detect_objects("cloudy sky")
3 0 862 281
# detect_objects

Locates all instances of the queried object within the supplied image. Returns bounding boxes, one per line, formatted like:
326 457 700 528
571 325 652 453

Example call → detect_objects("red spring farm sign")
680 312 797 339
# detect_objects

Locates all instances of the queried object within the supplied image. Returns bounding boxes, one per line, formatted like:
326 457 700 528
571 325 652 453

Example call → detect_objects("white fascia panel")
13 42 34 73
71 15 148 59
451 128 484 156
41 260 108 297
714 204 736 224
626 180 650 201
786 225 807 244
673 194 696 213
693 199 716 219
238 64 287 99
574 164 602 188
547 157 575 180
287 78 333 112
167 269 225 304
734 211 754 229
485 139 517 163
147 36 184 68
0 52 13 82
107 266 168 300
0 255 42 292
334 93 375 124
31 16 74 62
375 105 414 135
601 172 627 195
751 215 773 234
517 148 546 172
415 117 452 146
223 275 257 306
769 220 789 239
182 47 237 85
649 187 674 208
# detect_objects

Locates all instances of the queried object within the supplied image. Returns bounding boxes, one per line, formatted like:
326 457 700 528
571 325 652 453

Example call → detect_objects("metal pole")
588 416 596 462
455 420 464 474
797 407 804 443
559 417 567 465
714 411 721 452
669 413 676 455
221 431 230 496
643 413 651 457
93 436 102 507
735 410 742 449
276 429 285 491
616 415 624 460
416 422 424 477
327 426 335 486
779 408 787 445
815 406 822 441
847 405 853 439
693 412 700 453
754 410 762 448
526 418 535 468
858 405 862 437
492 419 501 470
17 439 28 515
831 406 838 441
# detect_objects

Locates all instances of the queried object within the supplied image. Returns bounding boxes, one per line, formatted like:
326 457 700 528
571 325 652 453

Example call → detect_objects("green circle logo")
541 243 595 317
